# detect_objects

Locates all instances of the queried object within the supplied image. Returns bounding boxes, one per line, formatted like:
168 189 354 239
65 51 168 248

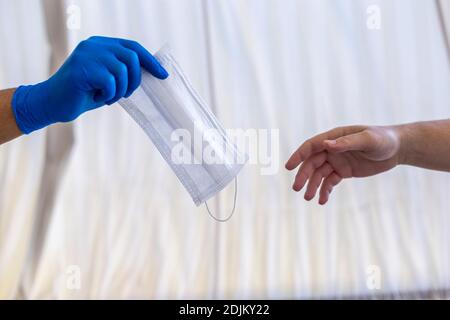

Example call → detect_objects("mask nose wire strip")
205 177 238 222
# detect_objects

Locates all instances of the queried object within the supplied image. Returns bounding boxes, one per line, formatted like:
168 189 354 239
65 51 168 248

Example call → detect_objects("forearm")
397 119 450 171
0 89 22 145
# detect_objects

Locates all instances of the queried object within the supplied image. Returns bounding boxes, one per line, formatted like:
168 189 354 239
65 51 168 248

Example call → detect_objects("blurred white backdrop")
1 0 450 299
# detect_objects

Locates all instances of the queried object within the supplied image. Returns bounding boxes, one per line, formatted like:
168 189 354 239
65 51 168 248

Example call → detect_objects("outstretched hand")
285 125 402 205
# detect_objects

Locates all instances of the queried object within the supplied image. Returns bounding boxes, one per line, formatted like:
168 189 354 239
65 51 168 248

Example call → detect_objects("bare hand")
285 125 402 205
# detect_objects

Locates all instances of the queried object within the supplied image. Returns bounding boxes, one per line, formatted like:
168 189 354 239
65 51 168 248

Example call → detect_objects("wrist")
12 82 53 134
393 124 410 166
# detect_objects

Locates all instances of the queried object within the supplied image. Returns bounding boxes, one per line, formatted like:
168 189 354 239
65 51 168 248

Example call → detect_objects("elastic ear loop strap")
205 177 238 222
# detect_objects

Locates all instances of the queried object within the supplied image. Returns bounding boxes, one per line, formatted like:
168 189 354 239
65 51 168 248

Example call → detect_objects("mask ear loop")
205 177 238 222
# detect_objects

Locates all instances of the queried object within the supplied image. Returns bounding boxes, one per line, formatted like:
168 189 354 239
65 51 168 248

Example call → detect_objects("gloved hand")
12 36 169 134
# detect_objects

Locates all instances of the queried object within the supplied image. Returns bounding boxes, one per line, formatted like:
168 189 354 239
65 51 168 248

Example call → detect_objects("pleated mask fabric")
119 46 247 207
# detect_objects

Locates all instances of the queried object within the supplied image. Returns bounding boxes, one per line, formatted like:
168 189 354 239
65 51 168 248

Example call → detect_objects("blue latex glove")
12 36 169 134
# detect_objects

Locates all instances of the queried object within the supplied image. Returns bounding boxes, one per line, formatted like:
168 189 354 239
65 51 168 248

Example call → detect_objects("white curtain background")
1 0 450 299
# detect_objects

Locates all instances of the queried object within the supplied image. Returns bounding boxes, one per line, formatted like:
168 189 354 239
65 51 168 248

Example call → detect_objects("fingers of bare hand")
286 140 318 170
304 163 334 201
318 172 343 205
293 152 327 192
285 128 344 170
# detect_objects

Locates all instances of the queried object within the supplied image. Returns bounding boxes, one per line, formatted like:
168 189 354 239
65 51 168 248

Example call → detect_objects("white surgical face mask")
119 46 247 221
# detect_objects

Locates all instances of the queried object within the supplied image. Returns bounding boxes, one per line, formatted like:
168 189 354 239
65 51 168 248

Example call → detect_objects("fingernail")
325 140 337 145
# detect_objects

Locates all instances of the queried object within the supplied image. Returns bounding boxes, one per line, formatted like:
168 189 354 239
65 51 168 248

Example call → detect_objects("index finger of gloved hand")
112 46 142 98
285 127 346 171
100 54 129 105
292 151 327 192
119 39 169 79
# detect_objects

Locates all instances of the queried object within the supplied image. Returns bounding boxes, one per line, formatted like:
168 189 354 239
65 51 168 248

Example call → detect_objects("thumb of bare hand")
324 131 371 153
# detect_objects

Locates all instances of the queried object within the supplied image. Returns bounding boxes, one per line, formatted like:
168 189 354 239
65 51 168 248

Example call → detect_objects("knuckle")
295 148 305 160
68 52 82 66
295 170 307 181
87 35 104 42
76 38 101 53
302 140 313 153
362 129 373 138
76 40 89 50
333 126 346 134
128 40 139 47
105 75 116 91
363 129 379 143
320 164 331 175
128 51 139 67
304 138 314 147
338 136 349 145
118 48 140 71
118 63 128 75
